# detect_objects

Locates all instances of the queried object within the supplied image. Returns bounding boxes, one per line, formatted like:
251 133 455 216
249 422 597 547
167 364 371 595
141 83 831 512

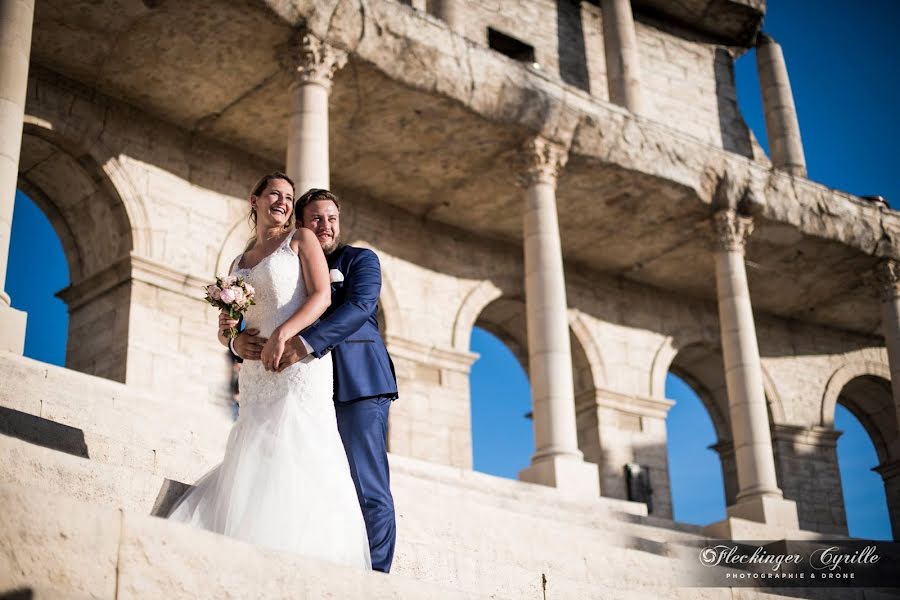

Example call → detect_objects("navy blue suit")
301 245 397 572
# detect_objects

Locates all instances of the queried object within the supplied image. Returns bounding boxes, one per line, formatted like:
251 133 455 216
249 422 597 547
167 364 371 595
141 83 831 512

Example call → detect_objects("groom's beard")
322 236 340 255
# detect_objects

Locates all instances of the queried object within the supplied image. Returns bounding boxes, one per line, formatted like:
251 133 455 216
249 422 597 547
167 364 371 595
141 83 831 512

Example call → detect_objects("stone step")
1 425 702 563
390 454 707 545
0 355 861 600
0 483 489 600
0 353 703 542
2 432 708 594
0 353 229 483
0 475 853 600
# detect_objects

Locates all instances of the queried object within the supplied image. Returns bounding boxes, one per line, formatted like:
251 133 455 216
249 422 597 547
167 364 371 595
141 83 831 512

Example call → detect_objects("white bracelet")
229 335 239 358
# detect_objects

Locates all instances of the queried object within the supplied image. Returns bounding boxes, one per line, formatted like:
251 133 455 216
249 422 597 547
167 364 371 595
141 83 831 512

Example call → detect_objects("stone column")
433 0 465 35
286 33 347 195
600 0 645 114
709 439 739 506
0 0 33 354
710 209 798 530
756 33 806 177
517 137 599 498
875 260 900 446
873 459 900 541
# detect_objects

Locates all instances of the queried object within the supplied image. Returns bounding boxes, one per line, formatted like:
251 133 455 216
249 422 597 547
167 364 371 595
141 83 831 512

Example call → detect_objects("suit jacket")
301 245 398 403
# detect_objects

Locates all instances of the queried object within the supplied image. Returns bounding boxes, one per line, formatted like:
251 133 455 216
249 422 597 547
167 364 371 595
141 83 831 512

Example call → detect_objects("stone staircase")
0 353 884 599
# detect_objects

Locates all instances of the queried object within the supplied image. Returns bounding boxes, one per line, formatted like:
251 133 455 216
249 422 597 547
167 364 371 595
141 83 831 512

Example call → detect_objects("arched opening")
468 296 604 484
7 190 69 366
665 342 732 525
835 375 896 540
17 126 135 382
469 326 533 479
469 297 532 479
665 372 727 525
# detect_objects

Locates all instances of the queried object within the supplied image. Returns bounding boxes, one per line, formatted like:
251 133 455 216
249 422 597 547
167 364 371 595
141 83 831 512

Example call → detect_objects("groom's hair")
296 188 341 219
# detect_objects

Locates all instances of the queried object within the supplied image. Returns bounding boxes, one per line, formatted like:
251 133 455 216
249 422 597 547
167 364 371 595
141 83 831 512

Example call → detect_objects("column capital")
516 137 568 188
711 209 754 254
289 32 347 91
874 259 900 301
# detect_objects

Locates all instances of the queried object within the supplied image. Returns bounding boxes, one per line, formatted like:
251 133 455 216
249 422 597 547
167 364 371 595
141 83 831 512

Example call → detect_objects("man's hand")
276 336 310 372
234 329 267 361
219 312 266 360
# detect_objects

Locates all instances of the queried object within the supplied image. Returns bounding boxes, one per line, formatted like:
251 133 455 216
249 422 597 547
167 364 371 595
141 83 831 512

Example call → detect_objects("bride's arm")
260 228 331 370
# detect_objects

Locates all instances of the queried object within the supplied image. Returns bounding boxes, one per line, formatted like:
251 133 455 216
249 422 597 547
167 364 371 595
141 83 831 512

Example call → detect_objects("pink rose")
232 288 245 304
221 276 237 287
219 287 237 304
206 284 218 299
243 283 255 297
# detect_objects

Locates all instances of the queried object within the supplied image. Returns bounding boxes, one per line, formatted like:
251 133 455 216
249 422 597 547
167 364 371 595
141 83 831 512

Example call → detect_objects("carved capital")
874 259 900 301
291 33 347 91
711 209 753 254
516 137 568 188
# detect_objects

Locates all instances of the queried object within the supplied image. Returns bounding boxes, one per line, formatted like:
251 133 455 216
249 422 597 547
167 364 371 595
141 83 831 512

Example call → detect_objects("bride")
167 172 371 569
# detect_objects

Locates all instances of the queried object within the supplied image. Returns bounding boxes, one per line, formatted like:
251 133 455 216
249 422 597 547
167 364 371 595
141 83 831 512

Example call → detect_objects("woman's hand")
218 311 240 339
260 329 289 371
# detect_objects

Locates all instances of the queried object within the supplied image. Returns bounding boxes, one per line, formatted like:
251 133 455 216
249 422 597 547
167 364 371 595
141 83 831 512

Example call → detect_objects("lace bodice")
230 232 333 411
231 233 307 339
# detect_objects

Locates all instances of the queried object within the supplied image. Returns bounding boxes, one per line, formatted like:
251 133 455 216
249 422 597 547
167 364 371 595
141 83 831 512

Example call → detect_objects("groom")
227 188 398 573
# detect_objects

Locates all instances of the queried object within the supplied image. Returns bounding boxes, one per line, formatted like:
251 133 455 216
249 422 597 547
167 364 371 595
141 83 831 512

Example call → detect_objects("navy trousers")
334 396 396 572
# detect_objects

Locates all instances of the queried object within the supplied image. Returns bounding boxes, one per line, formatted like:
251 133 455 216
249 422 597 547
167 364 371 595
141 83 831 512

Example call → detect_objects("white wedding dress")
168 233 371 569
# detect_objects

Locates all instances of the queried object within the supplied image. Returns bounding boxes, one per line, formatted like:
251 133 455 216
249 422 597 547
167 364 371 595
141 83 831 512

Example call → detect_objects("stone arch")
650 336 730 441
821 361 891 430
820 360 897 539
651 336 738 509
649 336 679 399
17 119 144 381
452 280 503 352
651 335 787 432
568 309 608 391
470 294 530 374
761 364 786 425
22 117 150 263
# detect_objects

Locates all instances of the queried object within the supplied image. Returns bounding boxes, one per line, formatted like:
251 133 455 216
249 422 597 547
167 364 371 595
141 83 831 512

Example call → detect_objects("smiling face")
300 199 341 254
251 177 294 229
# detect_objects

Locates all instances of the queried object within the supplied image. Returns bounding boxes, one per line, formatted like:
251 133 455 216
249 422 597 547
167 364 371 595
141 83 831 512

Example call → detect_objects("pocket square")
329 269 345 283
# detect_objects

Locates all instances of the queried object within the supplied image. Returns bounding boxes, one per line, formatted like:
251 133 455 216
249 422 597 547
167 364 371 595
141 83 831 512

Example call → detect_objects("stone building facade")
1 0 899 551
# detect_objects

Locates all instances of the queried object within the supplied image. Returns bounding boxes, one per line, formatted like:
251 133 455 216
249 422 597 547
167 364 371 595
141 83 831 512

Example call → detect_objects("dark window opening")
488 28 536 64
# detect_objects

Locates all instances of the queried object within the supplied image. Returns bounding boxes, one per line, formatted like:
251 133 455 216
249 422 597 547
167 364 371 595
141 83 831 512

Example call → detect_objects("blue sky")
8 1 897 540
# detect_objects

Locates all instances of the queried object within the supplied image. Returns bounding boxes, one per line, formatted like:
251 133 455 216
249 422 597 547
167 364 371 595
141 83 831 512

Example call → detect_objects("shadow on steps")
0 406 87 458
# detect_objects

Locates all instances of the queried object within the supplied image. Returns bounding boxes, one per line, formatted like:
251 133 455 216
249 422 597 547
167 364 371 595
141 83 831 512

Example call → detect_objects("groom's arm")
302 248 382 358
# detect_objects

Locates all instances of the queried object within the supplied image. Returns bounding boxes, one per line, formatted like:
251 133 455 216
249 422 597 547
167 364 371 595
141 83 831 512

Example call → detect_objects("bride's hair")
245 171 297 250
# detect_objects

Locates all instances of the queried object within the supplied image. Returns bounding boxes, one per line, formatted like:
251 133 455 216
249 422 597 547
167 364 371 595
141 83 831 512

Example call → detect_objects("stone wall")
23 68 272 410
426 0 756 153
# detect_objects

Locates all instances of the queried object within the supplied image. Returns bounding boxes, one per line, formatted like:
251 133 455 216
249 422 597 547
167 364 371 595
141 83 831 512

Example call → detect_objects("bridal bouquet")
205 276 256 338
